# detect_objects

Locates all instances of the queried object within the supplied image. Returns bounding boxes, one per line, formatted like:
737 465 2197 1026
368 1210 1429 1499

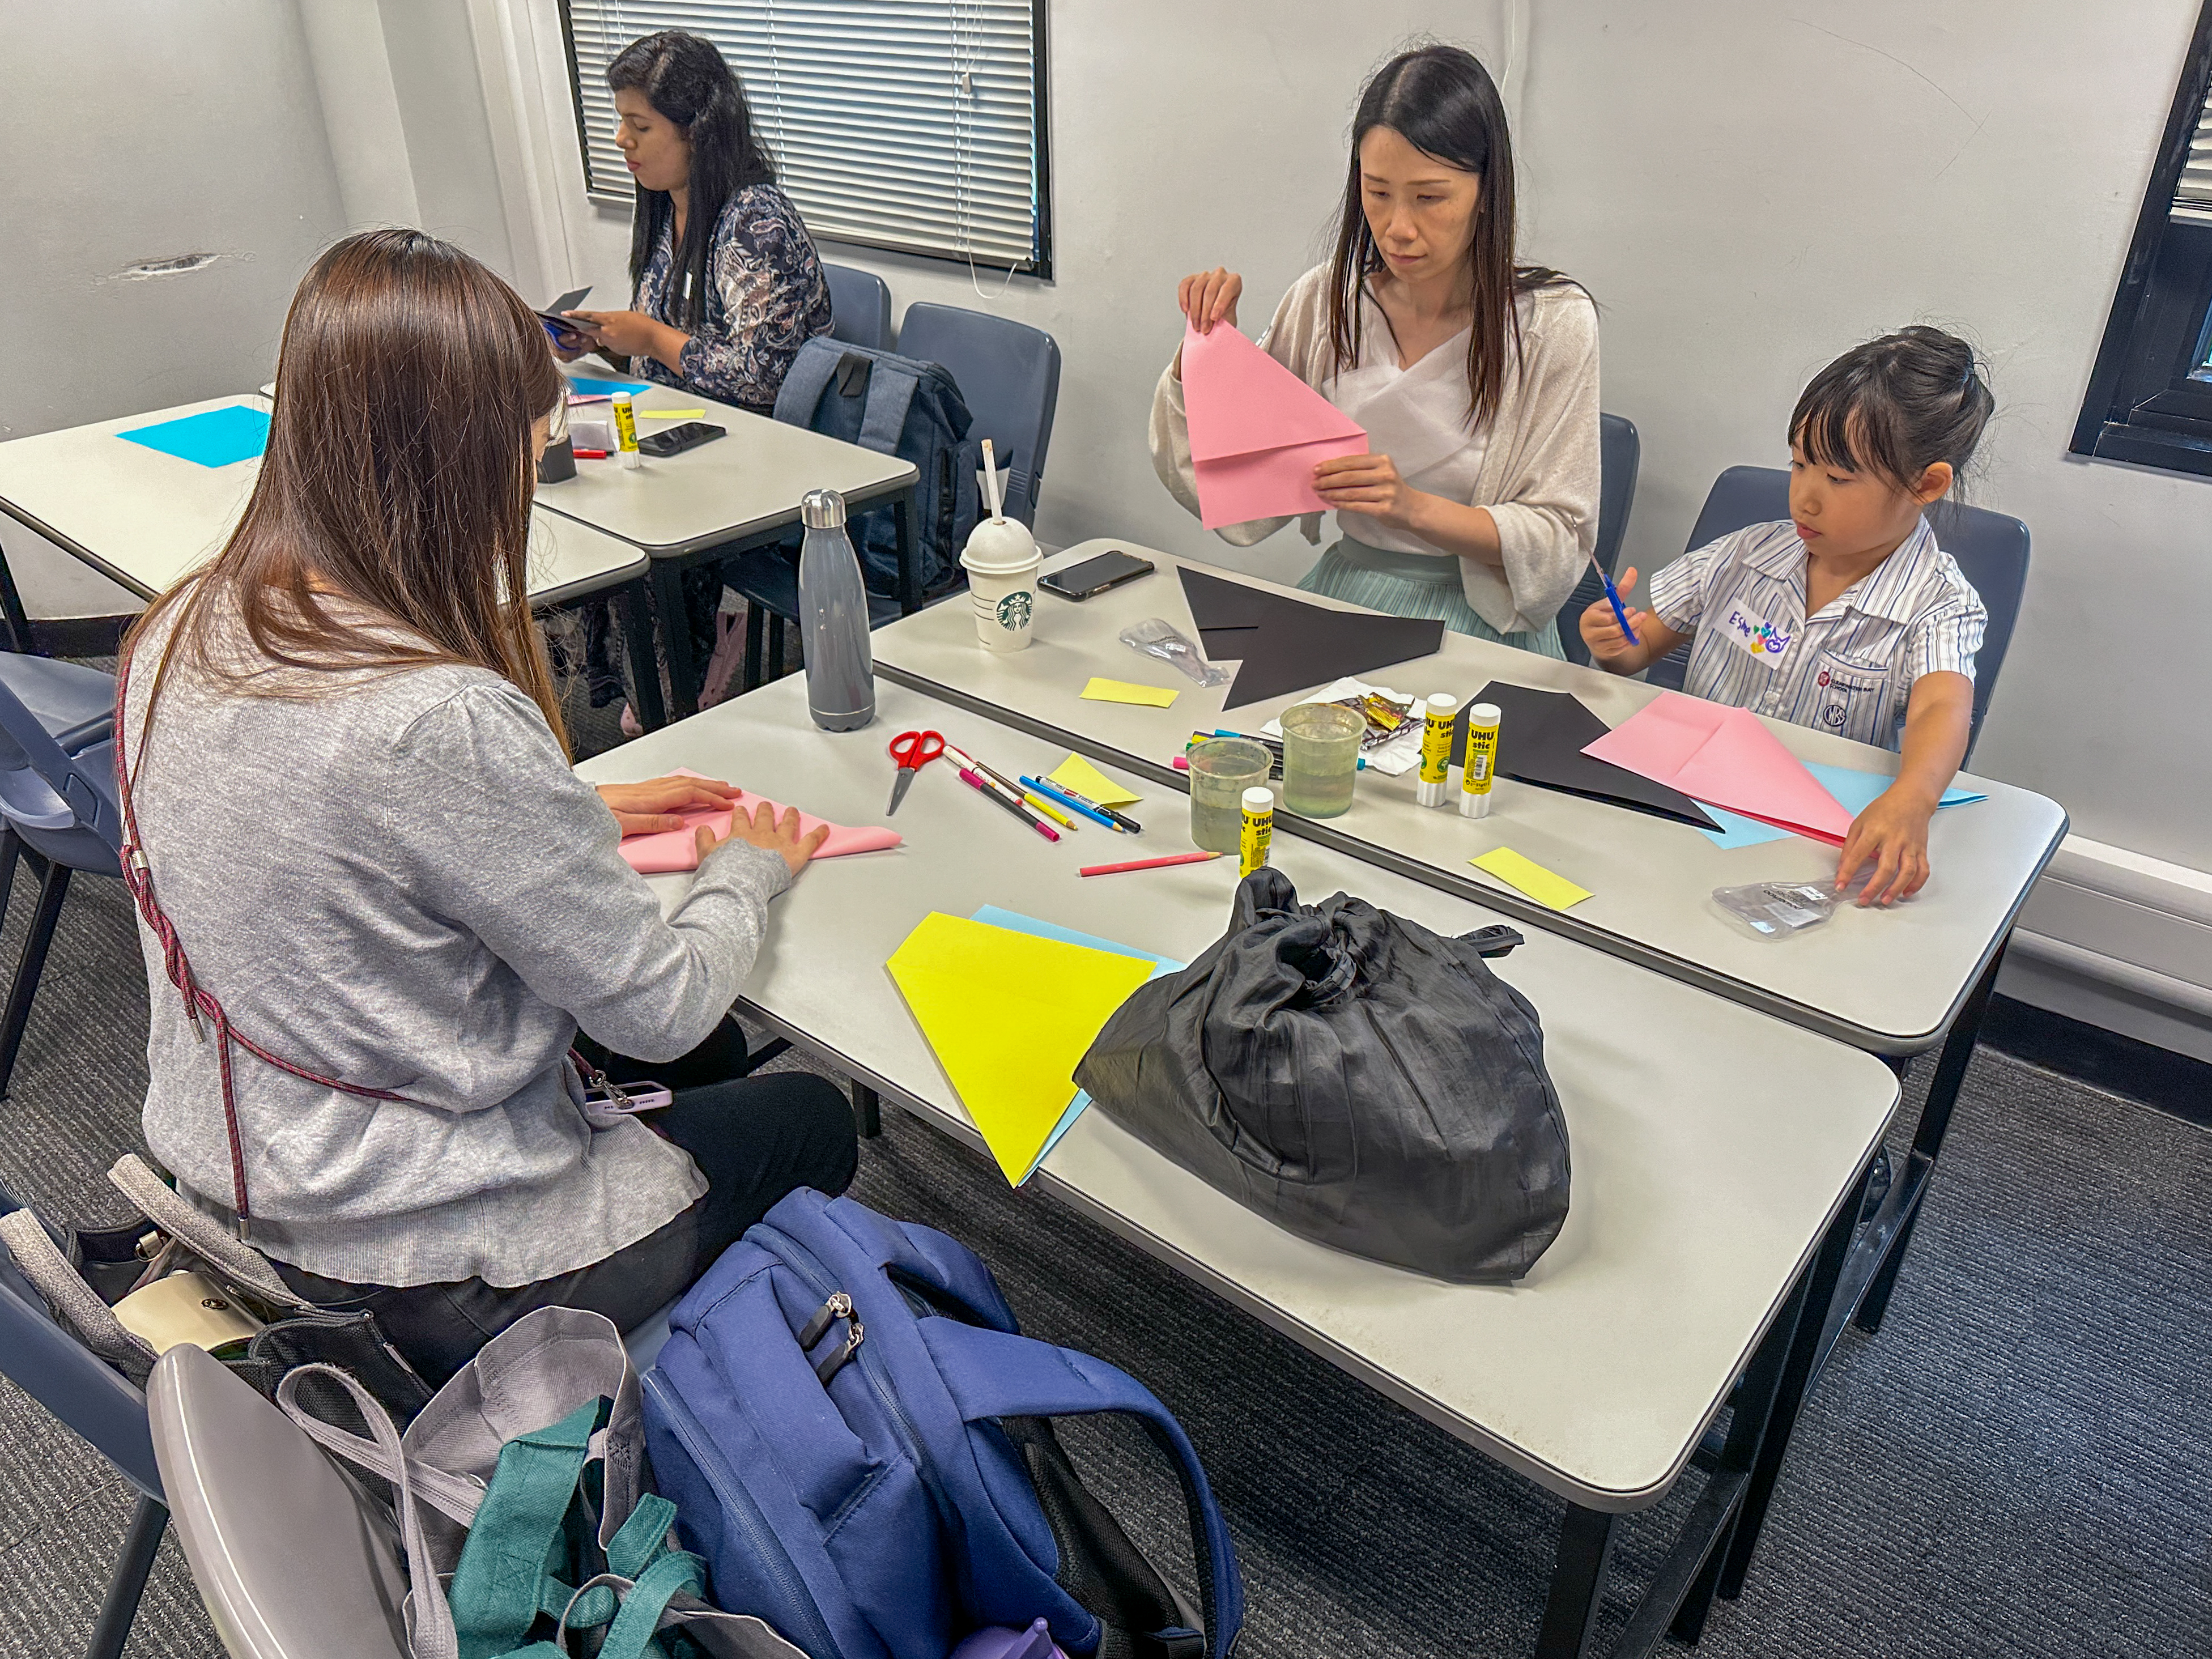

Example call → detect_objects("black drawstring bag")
1075 870 1571 1283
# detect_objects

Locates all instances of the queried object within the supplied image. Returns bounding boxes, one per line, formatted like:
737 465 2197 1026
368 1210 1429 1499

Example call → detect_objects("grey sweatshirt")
121 598 793 1288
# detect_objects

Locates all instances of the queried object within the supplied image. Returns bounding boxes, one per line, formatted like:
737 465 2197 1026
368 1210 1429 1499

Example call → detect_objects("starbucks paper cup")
961 519 1041 653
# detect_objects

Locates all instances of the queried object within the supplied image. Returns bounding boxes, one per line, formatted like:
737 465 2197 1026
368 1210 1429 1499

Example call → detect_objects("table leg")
1535 1504 1618 1659
618 577 666 733
1852 935 2007 1336
1715 1158 1874 1602
895 488 919 614
653 558 701 720
0 543 33 656
851 1082 882 1139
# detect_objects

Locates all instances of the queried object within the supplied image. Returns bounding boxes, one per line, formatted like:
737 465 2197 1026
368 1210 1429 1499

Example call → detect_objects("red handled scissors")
886 729 946 815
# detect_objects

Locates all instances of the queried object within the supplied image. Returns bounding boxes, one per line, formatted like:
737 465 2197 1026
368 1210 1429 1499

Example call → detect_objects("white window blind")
2173 83 2212 223
562 1 1049 273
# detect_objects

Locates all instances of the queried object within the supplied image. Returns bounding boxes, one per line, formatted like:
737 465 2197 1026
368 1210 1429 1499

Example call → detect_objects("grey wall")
0 0 350 615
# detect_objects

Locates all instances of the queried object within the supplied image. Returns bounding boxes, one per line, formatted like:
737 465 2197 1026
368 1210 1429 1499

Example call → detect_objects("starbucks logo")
996 590 1033 629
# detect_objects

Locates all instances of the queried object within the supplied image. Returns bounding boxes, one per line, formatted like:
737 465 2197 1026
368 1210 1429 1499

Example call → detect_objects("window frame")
554 0 1055 280
2072 0 2212 477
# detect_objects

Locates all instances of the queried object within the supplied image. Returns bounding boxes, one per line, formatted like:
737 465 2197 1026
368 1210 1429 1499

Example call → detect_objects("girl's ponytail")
1791 326 1994 492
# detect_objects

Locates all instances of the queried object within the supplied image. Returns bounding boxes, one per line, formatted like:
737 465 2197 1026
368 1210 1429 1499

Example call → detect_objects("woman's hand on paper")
704 801 831 877
547 321 597 363
567 309 680 363
1172 269 1242 380
1313 450 1416 527
597 775 739 835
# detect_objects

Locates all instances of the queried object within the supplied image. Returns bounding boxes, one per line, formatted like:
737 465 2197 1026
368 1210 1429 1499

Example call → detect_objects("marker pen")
1459 701 1501 820
1416 694 1457 809
611 391 641 470
1237 787 1274 878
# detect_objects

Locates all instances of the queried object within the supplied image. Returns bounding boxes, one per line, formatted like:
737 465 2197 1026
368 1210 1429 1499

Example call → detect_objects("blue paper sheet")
116 405 269 469
970 907 1182 1182
568 375 652 398
1700 760 1988 848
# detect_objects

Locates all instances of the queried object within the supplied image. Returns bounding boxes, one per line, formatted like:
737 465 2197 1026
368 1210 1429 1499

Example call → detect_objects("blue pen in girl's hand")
1594 555 1639 646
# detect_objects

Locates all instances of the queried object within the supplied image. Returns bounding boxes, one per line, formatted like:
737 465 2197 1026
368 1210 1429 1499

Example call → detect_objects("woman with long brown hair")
1150 44 1600 656
117 228 854 1385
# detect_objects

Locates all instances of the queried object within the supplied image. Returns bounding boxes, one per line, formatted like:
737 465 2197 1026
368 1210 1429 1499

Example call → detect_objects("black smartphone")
1040 548 1156 601
538 287 593 336
637 421 727 458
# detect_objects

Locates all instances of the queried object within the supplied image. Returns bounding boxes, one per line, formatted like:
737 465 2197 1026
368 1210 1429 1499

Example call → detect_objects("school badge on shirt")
1720 602 1792 665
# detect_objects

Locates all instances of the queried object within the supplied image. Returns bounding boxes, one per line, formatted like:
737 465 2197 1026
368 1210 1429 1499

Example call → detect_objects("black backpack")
773 337 984 602
1076 870 1572 1283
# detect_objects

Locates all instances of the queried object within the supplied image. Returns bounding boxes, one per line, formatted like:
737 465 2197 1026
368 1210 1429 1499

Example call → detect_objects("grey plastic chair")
895 301 1062 527
1558 414 1641 667
0 1181 168 1659
823 263 892 351
0 668 125 1097
149 1344 410 1659
1645 465 2030 759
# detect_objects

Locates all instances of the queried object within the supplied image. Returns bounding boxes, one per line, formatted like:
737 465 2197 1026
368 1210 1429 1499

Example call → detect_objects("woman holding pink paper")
1150 44 1599 657
116 230 854 1385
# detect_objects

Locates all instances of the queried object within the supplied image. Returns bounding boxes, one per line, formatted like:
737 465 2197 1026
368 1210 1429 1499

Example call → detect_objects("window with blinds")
2175 86 2212 224
560 1 1051 275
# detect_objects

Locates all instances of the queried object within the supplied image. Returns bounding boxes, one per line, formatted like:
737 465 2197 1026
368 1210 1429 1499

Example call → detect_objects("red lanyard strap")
114 635 420 1234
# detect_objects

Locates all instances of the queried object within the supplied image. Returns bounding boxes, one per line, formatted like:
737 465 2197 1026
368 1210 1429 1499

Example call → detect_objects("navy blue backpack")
772 338 983 604
642 1188 1243 1659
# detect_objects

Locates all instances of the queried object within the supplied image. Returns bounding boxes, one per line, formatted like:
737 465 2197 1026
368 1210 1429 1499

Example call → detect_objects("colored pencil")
1080 852 1221 877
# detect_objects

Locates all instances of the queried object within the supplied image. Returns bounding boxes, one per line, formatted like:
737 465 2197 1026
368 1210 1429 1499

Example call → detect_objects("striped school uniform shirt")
1644 518 1986 751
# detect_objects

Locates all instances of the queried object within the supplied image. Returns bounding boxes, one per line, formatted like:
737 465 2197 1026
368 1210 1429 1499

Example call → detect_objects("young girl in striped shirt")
1580 327 1994 907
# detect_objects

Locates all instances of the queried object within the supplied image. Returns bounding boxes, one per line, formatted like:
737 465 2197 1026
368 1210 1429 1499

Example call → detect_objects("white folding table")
871 538 2068 1363
579 674 1900 1657
531 380 920 724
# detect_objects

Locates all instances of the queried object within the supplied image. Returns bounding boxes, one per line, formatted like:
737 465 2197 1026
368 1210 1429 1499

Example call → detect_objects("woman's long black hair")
1325 44 1575 431
608 31 776 331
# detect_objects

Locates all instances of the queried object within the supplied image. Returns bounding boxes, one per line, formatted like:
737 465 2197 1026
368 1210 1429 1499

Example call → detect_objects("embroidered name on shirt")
1721 602 1792 663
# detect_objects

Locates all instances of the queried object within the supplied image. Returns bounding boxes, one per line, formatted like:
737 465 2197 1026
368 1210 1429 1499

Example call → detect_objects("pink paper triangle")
1182 321 1366 461
1580 694 1857 845
618 768 902 874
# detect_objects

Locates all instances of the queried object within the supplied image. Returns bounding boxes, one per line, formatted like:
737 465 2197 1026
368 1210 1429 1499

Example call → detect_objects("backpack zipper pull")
814 1315 864 1387
798 1291 852 1351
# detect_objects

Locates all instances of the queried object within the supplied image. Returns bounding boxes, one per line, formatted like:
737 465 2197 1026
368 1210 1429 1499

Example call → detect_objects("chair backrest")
149 1344 410 1659
1559 414 1641 666
822 262 892 351
0 1181 162 1500
0 672 125 874
0 652 119 755
1647 464 2028 757
895 301 1062 526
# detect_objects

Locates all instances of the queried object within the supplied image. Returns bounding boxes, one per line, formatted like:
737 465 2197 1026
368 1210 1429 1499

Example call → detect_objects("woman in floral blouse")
554 31 831 414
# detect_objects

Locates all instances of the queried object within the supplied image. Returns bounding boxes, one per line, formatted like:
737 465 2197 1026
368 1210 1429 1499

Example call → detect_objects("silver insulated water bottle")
796 488 876 732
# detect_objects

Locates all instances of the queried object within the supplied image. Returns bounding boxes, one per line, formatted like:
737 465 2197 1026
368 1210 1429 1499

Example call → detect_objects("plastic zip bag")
1713 881 1837 937
1120 618 1231 686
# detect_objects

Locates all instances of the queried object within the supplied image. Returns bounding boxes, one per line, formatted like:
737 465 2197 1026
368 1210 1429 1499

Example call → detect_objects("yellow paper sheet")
1047 754 1142 809
1081 677 1179 709
1470 846 1593 912
886 913 1158 1184
639 407 708 419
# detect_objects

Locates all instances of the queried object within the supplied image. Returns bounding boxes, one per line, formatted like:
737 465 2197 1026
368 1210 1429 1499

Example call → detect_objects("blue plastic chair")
822 263 893 351
0 1181 169 1659
0 668 125 1097
1644 466 2029 758
1558 414 1641 667
894 302 1062 527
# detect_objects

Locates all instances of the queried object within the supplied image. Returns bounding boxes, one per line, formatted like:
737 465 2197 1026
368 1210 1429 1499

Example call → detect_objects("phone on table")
1039 548 1156 601
538 287 594 339
637 421 726 458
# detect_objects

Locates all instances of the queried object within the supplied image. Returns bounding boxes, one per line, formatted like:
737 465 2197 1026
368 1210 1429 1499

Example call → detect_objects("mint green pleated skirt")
1297 537 1566 660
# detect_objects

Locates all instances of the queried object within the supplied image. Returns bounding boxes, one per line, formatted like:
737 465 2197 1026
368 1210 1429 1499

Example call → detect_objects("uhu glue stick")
1460 701 1501 819
1416 693 1457 809
1238 787 1274 878
611 391 642 470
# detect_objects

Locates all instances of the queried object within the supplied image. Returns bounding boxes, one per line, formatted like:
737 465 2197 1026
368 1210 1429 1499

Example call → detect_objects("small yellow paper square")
1470 846 1593 912
1081 678 1179 708
1047 754 1142 808
639 407 708 419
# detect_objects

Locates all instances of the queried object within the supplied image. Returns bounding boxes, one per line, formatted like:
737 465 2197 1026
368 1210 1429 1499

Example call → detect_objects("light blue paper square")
116 405 269 469
1700 760 1988 848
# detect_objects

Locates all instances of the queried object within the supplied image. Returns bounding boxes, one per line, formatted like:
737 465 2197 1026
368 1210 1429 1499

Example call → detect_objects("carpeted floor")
1 684 2206 1658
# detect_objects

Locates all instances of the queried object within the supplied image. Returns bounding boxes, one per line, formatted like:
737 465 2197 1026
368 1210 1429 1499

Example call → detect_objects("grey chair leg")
0 853 70 1099
85 1495 167 1659
742 604 767 695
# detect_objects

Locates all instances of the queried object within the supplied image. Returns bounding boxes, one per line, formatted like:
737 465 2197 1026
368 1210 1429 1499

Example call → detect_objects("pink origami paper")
1181 321 1368 529
618 768 901 874
1580 693 1857 845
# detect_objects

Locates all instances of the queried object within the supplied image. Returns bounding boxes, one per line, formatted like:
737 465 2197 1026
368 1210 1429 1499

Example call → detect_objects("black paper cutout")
1177 566 1446 710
